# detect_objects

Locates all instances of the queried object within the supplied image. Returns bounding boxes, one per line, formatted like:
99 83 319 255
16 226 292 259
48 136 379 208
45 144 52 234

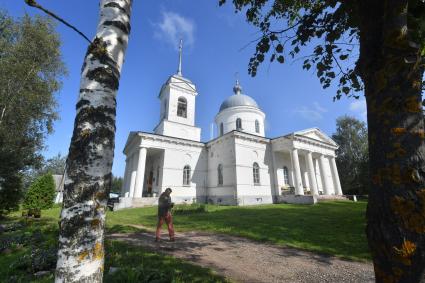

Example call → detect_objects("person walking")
155 187 175 242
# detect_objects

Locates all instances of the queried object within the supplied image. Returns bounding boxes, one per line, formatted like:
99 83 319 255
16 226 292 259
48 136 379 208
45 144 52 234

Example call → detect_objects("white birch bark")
55 1 132 282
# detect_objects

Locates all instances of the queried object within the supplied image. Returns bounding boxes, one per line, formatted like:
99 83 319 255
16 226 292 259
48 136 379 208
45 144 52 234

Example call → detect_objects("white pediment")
294 128 338 147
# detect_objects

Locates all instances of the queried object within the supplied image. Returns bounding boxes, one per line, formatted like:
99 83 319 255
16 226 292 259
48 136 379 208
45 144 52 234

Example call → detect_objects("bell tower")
154 40 201 142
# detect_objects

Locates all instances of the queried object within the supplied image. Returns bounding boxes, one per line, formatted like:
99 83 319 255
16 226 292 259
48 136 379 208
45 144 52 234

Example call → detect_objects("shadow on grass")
104 240 229 283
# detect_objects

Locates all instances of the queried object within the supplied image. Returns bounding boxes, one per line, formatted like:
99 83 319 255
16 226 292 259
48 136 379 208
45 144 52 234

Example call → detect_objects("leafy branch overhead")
219 0 425 100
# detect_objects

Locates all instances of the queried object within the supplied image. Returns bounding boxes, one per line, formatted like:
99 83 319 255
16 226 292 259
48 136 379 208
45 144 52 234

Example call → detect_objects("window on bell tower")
177 97 187 118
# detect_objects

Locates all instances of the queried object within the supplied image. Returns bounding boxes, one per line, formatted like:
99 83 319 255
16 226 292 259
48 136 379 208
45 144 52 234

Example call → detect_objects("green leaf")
277 55 285 63
257 53 265 62
276 44 283 53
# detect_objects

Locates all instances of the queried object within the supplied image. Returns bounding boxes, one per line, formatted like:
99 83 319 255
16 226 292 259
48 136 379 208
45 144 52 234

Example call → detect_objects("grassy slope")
107 201 370 261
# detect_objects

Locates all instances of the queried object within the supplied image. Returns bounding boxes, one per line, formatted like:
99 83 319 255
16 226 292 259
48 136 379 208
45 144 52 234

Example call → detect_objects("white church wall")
215 107 265 137
234 136 273 205
155 120 201 141
206 136 237 205
161 145 207 204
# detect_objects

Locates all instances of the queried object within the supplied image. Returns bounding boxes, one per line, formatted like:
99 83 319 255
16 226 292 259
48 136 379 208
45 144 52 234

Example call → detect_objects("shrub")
23 173 56 216
172 203 207 215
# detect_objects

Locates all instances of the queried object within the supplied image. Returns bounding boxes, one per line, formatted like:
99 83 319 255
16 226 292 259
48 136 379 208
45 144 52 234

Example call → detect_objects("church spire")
233 78 242 95
177 39 183 76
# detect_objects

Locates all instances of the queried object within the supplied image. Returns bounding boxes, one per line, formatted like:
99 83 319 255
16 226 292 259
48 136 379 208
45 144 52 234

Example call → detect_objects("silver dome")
219 80 260 112
219 94 260 112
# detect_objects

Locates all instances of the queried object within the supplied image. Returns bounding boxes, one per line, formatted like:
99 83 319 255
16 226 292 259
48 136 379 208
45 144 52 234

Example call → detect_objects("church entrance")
147 170 154 195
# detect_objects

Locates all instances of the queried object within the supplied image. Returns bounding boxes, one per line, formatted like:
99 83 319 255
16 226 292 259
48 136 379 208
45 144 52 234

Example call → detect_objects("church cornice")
206 129 269 147
233 131 270 144
138 132 205 148
158 76 197 99
292 134 338 151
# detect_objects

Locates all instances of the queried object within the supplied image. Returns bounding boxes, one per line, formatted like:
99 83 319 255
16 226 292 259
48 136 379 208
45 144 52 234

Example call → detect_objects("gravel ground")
109 228 374 283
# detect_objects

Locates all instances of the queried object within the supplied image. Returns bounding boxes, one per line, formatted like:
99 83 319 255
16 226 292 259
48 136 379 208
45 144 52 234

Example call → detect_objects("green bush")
23 173 56 216
172 203 207 215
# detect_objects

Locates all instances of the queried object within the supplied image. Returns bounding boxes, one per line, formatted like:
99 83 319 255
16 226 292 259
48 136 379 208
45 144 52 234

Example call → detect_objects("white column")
121 157 130 197
291 148 304 195
303 171 310 189
129 154 137 197
306 152 319 195
329 156 343 195
270 148 280 197
133 147 147 198
319 154 331 195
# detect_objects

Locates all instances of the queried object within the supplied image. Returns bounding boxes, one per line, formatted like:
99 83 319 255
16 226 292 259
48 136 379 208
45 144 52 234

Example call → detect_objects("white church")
116 44 343 209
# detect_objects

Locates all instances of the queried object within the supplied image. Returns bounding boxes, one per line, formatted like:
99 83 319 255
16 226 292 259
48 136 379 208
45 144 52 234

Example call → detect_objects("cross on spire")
177 39 183 76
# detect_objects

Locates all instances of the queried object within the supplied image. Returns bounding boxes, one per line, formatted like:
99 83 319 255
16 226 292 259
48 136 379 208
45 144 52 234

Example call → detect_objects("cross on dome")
233 79 243 95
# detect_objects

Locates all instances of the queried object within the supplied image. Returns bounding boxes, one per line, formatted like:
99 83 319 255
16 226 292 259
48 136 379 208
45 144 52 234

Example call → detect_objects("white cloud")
154 11 195 49
293 102 327 122
349 99 367 121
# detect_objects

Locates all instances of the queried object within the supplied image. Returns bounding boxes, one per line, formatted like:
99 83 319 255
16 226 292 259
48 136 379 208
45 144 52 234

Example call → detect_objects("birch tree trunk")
55 1 132 282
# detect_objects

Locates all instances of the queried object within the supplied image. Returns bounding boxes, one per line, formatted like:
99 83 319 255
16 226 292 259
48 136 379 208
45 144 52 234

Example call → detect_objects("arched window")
236 118 242 130
283 166 289 185
253 162 260 185
220 123 224 136
217 164 223 186
183 165 191 185
177 97 187 118
255 120 260 133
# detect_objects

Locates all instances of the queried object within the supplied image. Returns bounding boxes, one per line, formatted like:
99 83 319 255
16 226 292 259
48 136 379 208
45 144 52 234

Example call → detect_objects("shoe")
155 238 160 242
169 238 175 242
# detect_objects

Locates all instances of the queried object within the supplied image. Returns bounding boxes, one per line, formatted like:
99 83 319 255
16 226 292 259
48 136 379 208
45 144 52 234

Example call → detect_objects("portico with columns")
271 128 342 196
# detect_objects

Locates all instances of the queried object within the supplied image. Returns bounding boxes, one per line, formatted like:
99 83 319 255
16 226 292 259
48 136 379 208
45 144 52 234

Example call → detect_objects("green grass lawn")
0 207 229 283
107 201 370 261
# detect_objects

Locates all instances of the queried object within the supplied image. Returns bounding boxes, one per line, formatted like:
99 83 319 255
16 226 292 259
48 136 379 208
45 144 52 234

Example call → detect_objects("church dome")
219 80 260 112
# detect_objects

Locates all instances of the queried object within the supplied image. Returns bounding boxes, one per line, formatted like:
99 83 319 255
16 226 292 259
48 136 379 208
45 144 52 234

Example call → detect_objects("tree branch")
332 53 348 76
24 0 91 44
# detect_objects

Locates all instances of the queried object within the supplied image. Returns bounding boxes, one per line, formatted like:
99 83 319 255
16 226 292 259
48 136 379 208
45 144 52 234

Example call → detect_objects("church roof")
219 80 260 112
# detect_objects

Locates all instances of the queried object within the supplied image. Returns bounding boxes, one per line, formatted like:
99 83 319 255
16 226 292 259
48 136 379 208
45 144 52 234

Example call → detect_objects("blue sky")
2 0 366 177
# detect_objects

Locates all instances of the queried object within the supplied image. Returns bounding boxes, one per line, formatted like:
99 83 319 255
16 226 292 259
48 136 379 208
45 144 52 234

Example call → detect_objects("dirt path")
108 227 374 283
